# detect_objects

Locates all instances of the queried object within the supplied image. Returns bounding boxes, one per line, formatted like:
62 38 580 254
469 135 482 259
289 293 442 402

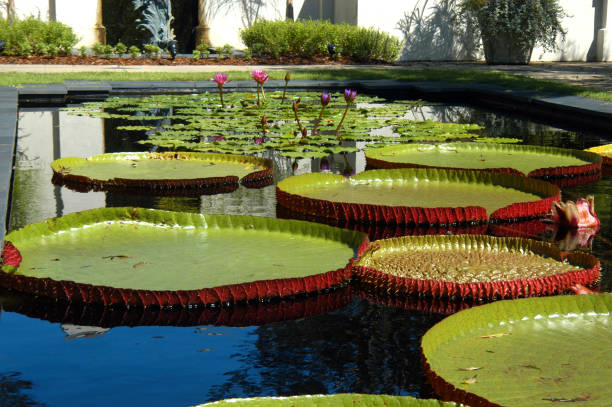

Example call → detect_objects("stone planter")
480 30 534 65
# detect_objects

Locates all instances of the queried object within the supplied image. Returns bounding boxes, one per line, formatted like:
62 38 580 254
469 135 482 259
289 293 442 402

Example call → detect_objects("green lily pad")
585 144 612 167
276 169 560 225
353 234 599 299
51 152 273 192
366 143 601 178
422 294 612 407
0 208 366 307
197 394 465 406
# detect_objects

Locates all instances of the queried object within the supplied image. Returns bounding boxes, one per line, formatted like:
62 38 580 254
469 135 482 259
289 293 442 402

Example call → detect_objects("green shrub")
0 16 78 56
91 42 105 57
114 42 128 55
102 44 114 58
195 43 210 58
192 50 201 60
240 19 402 62
78 45 89 57
243 48 252 60
47 43 59 57
143 44 161 58
220 43 234 58
32 42 48 56
128 45 141 58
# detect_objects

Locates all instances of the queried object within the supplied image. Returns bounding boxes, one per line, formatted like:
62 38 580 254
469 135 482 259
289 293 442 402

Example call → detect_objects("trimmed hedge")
0 17 78 56
240 19 403 63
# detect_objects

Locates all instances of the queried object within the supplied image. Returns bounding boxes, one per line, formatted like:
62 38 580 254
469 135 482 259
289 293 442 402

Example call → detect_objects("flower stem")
334 104 350 138
312 106 326 135
218 85 224 108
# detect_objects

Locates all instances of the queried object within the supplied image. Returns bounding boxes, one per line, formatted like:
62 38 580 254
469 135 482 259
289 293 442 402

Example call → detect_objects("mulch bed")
0 54 379 65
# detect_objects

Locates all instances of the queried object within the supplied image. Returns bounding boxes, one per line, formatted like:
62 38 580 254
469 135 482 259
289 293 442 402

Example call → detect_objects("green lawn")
7 68 611 101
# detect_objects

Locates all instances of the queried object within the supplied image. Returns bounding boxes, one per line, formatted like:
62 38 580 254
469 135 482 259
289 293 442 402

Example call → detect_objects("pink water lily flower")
551 195 600 229
251 69 269 84
211 73 230 107
212 73 230 85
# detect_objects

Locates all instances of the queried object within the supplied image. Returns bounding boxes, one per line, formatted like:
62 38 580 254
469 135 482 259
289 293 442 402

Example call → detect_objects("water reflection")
205 298 445 402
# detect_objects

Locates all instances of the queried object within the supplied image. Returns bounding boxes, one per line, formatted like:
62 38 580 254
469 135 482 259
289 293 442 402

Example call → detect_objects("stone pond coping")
1 79 611 242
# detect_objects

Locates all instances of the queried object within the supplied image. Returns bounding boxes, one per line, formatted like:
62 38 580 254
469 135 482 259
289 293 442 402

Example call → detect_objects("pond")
1 95 611 406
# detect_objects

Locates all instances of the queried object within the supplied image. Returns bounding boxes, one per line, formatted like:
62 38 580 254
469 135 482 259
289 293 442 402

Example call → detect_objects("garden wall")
6 0 612 62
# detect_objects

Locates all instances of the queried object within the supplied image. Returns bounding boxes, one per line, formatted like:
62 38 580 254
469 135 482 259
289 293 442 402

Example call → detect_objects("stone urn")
480 28 534 65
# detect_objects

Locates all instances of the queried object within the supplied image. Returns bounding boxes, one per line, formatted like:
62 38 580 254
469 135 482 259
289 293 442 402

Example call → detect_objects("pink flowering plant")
251 69 269 105
312 92 331 135
211 73 230 107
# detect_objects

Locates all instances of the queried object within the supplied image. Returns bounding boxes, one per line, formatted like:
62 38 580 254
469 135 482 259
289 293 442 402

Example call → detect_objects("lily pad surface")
422 294 612 406
366 143 601 179
353 235 599 299
51 152 273 192
197 394 465 406
276 169 560 225
585 144 612 167
0 208 367 307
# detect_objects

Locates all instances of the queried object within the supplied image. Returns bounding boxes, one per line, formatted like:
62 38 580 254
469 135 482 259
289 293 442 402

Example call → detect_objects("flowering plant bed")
51 152 273 193
422 294 612 406
353 234 599 299
0 208 367 307
276 168 560 226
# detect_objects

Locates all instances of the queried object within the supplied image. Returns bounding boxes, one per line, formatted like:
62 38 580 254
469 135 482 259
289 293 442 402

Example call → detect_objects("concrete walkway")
2 61 612 91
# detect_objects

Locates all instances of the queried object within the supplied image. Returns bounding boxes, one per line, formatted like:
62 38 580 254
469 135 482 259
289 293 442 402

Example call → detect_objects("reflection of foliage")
64 92 496 160
397 0 480 61
0 372 45 407
204 298 445 402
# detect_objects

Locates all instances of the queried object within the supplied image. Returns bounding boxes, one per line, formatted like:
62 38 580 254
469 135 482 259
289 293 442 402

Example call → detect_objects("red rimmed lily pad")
352 234 599 299
366 143 601 182
196 394 466 406
276 168 560 226
585 144 612 167
276 203 488 241
51 152 273 193
422 294 612 407
0 208 368 308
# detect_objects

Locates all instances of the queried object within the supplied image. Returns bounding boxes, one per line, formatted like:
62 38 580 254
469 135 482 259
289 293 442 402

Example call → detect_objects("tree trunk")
286 0 294 20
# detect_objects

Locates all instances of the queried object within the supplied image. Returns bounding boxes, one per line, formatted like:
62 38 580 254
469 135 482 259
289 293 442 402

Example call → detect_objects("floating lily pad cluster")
63 91 517 159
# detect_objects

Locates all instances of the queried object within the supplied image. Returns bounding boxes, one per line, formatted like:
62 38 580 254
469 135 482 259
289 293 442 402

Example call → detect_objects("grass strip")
6 68 610 101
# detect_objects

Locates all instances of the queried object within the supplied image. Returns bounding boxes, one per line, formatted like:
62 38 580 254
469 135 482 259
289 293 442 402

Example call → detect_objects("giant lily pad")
353 235 599 299
197 394 465 406
0 208 367 307
276 169 560 226
585 144 612 168
422 294 612 406
366 143 602 180
51 152 273 193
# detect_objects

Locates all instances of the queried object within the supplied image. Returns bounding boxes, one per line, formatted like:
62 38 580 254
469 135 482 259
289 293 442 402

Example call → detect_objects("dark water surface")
2 102 611 406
